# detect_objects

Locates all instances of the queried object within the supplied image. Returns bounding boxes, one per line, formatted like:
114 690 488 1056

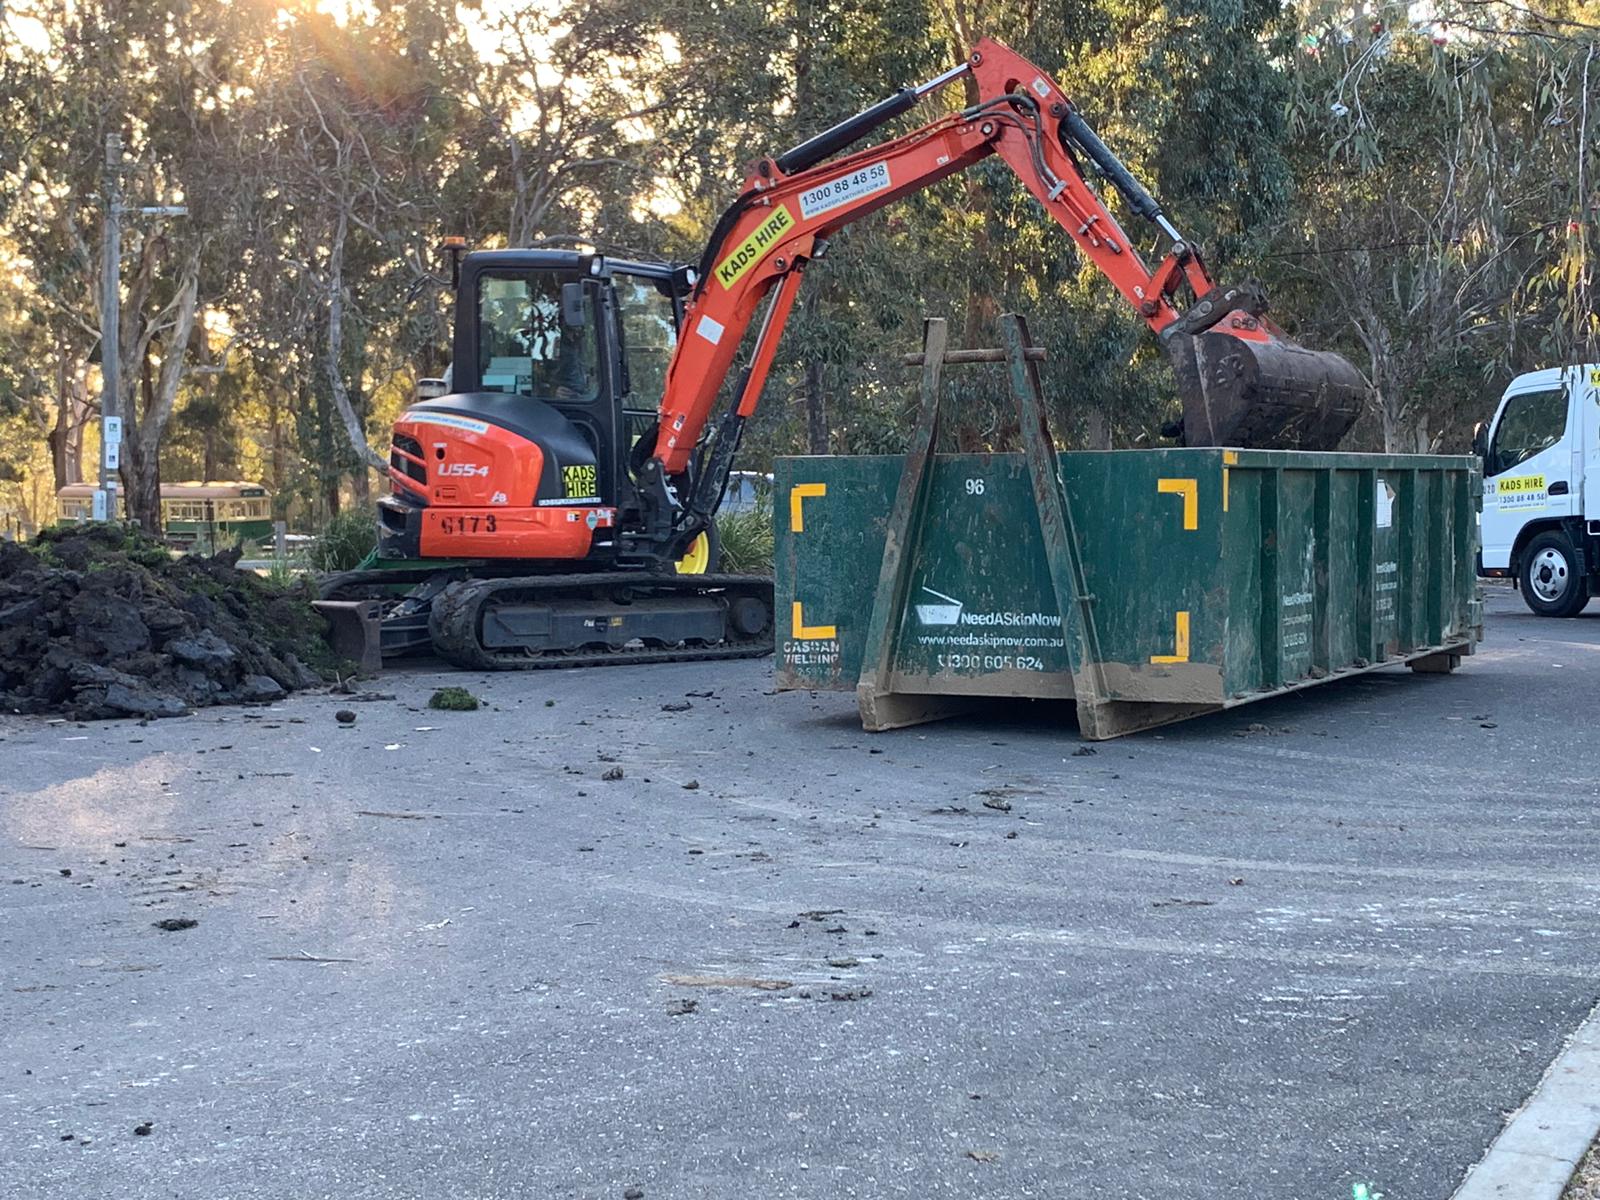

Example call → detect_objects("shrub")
716 495 773 576
307 509 378 573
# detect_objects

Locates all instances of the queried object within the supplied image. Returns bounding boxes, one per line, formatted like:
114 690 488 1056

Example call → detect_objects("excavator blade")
1164 325 1366 451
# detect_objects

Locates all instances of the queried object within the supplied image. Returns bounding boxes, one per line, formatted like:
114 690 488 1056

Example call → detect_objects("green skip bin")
775 315 1483 740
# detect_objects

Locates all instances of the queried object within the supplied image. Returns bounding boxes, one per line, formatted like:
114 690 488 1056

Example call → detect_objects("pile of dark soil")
0 524 341 719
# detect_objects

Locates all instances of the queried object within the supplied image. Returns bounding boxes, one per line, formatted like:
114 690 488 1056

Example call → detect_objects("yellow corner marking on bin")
1223 450 1239 466
790 483 826 532
1150 610 1191 664
1157 478 1198 530
1222 468 1230 512
791 601 836 641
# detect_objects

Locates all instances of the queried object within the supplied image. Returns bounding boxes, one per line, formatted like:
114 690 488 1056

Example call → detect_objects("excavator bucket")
1163 323 1366 452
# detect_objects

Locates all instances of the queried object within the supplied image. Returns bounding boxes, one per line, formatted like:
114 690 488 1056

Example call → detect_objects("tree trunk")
64 382 87 486
1084 407 1112 450
124 354 163 532
324 209 388 476
46 356 90 491
46 415 72 494
803 360 829 454
119 247 202 534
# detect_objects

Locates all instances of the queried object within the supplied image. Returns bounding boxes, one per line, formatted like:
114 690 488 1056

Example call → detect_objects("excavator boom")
644 39 1363 531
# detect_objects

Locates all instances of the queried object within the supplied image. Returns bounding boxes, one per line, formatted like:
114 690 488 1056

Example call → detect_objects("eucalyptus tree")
1268 0 1599 450
0 0 263 530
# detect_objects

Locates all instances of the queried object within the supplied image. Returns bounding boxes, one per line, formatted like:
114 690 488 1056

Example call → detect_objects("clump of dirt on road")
427 686 480 711
0 524 341 719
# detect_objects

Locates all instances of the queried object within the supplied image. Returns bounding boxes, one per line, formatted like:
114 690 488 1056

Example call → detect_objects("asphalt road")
3 586 1599 1199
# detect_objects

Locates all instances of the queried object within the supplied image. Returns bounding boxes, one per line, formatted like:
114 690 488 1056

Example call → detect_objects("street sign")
104 415 123 469
92 489 108 521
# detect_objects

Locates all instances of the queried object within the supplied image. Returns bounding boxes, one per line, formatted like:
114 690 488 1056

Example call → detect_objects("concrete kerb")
1452 999 1600 1200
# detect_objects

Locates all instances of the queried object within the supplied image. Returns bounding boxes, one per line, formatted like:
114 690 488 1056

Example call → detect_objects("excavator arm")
638 38 1363 555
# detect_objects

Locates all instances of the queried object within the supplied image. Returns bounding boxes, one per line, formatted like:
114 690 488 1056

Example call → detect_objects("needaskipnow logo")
912 585 1063 629
913 587 964 626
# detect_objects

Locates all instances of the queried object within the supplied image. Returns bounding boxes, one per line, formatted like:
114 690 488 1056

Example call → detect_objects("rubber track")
428 572 775 671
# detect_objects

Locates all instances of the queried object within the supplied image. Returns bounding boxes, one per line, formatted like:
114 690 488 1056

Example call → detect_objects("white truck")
1475 364 1600 616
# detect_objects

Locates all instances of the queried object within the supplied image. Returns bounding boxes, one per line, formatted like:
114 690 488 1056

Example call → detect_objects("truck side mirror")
560 281 588 329
1471 421 1488 460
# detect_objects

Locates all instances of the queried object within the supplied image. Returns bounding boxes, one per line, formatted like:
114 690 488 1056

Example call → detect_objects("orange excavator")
329 38 1364 668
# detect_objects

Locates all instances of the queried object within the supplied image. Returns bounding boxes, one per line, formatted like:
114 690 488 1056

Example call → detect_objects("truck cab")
1477 364 1600 616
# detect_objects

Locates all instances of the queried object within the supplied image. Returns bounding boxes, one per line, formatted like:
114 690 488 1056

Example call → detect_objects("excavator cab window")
615 273 679 405
476 271 598 402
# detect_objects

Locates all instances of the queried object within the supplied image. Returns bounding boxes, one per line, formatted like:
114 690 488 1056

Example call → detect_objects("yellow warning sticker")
714 205 795 289
1591 367 1600 384
1496 474 1545 494
562 463 598 500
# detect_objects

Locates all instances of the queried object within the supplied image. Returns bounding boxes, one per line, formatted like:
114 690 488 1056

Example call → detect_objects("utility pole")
97 134 121 523
96 133 187 525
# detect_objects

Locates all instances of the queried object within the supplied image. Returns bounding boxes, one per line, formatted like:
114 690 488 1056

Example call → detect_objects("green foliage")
716 497 775 576
263 557 310 591
29 522 171 570
306 510 378 574
428 686 481 711
1266 8 1598 448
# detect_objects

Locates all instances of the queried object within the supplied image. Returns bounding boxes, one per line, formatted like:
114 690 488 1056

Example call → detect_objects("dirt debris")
0 525 336 719
659 974 792 991
825 988 871 1002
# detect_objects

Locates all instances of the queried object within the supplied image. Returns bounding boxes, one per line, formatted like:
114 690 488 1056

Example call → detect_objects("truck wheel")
1519 531 1589 617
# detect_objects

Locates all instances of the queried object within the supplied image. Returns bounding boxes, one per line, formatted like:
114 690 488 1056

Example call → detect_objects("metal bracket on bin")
856 312 1124 737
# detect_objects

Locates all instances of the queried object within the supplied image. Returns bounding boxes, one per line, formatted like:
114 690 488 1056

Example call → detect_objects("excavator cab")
379 249 693 564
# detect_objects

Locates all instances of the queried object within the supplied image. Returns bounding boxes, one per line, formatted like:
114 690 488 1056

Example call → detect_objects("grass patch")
428 686 482 711
307 509 378 573
716 496 774 576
